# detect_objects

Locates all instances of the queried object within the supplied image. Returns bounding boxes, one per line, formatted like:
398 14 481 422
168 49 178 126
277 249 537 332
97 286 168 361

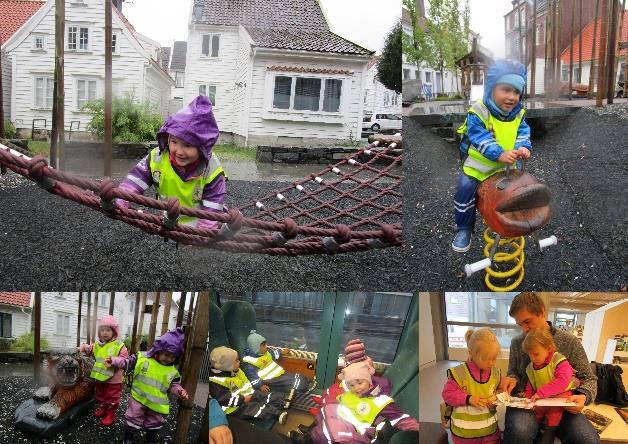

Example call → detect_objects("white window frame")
67 24 91 51
175 71 185 88
98 294 108 307
34 76 54 109
198 83 217 106
270 74 343 114
33 35 46 50
201 33 220 58
56 312 71 336
111 33 118 54
76 78 98 110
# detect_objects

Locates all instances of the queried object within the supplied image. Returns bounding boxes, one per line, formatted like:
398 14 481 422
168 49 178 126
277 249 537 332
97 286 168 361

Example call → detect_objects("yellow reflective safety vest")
526 351 579 392
457 101 525 182
337 391 394 435
449 363 500 439
242 351 286 381
90 339 125 382
208 369 255 414
148 147 226 227
130 352 180 415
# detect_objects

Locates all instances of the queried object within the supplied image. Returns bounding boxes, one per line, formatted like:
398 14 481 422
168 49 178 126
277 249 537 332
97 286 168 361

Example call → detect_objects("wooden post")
569 0 575 99
618 1 626 98
597 0 609 107
34 292 42 383
578 0 583 83
544 13 549 97
104 0 113 177
606 0 619 103
161 292 173 335
176 292 188 327
186 293 195 327
589 0 600 98
92 292 98 342
530 0 537 96
109 291 115 315
50 0 65 169
554 0 561 99
77 292 83 347
130 292 141 354
148 292 161 349
86 291 92 344
136 292 147 350
174 292 209 443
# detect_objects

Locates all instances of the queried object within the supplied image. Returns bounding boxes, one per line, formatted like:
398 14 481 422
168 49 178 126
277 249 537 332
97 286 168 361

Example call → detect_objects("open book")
495 392 577 409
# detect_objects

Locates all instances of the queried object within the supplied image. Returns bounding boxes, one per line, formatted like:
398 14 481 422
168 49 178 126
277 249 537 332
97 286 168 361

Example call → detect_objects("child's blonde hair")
465 328 500 359
522 328 555 353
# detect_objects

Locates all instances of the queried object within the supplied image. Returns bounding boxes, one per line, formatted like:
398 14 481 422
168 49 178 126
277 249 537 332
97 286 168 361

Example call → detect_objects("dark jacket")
592 362 628 407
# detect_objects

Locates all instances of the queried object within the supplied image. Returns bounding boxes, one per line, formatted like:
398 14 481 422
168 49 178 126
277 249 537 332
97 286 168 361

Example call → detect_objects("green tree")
10 332 50 352
378 20 402 94
402 0 434 84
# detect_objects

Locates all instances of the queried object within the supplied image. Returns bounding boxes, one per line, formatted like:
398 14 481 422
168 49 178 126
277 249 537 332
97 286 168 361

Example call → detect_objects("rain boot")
122 426 135 444
535 425 557 444
100 407 116 426
93 404 107 418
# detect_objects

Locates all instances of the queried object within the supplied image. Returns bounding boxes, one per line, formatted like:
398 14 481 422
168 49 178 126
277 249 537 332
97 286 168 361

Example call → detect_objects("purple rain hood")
156 95 219 162
146 327 185 359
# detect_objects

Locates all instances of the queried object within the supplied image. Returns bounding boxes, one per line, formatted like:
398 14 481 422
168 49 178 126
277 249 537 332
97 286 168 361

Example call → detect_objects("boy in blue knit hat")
452 59 532 252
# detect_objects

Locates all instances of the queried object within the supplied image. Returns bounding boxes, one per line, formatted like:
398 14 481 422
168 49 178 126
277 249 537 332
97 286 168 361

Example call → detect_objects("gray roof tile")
170 41 187 71
245 27 372 55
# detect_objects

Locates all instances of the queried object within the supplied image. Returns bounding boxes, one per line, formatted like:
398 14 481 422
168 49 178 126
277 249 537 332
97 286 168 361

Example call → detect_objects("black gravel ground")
404 104 627 290
0 376 203 443
0 177 409 291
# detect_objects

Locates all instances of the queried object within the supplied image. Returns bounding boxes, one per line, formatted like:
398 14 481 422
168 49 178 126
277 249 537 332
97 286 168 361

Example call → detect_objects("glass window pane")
88 80 97 100
112 34 117 53
323 79 341 112
207 85 216 106
36 78 44 107
273 76 292 109
45 78 53 108
1 313 11 337
80 27 89 50
341 293 412 364
68 27 77 49
199 84 206 96
294 77 321 111
77 80 86 108
211 35 220 57
202 35 209 56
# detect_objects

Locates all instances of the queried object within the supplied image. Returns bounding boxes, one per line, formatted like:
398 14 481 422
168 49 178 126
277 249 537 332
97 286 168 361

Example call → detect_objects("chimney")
113 0 123 12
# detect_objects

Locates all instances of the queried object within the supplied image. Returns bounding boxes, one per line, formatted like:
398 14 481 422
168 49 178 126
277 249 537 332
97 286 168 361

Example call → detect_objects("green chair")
209 300 229 352
383 321 419 420
221 300 257 357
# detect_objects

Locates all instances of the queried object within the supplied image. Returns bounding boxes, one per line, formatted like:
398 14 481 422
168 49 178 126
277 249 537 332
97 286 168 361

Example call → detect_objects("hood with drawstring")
483 59 527 121
146 327 185 360
156 95 219 162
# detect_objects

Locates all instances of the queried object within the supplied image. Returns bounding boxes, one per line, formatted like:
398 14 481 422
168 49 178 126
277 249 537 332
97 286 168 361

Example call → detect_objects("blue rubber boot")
452 229 472 252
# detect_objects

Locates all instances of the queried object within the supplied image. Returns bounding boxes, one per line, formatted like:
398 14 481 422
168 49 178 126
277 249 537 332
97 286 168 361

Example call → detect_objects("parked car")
362 113 402 132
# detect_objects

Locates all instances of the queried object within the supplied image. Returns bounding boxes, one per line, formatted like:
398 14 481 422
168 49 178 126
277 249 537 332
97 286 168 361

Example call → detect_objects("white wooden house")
364 57 401 116
35 292 180 349
0 293 32 340
1 0 173 137
185 0 374 147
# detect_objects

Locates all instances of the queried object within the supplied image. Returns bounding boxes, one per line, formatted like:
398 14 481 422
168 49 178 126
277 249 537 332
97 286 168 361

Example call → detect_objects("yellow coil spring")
482 228 526 292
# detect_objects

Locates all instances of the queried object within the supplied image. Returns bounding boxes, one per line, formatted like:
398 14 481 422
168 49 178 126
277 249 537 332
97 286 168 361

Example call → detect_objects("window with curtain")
35 77 54 108
198 84 217 105
0 313 11 338
272 75 343 113
56 313 71 336
77 79 97 109
322 79 342 112
294 77 321 111
273 76 292 109
202 34 220 57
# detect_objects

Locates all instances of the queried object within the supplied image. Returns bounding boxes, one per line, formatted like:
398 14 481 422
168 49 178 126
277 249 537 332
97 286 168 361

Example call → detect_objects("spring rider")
464 161 558 291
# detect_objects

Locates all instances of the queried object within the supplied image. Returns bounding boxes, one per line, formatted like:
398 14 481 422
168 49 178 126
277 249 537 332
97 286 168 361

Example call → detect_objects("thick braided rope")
0 139 402 255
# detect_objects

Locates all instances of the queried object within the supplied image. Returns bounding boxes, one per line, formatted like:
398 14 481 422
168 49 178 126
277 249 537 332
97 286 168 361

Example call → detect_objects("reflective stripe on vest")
242 352 286 380
149 148 225 226
526 351 579 392
208 369 255 415
90 339 124 382
461 101 525 182
337 391 393 435
131 352 180 415
449 363 500 439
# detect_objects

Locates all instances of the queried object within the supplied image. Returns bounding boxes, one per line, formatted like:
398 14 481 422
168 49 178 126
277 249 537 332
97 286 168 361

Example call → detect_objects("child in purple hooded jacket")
106 328 189 444
118 95 227 230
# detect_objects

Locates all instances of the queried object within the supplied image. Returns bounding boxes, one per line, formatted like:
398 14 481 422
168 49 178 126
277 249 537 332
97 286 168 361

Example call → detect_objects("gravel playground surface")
0 376 203 443
0 176 409 291
404 104 627 290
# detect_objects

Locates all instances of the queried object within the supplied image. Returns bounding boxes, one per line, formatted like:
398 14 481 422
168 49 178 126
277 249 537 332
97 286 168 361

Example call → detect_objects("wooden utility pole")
92 292 98 341
104 0 113 177
186 293 195 327
77 292 83 347
176 292 188 327
578 0 583 82
174 292 209 443
161 292 173 335
531 0 538 96
136 292 147 350
589 0 601 98
554 0 562 98
544 13 549 97
86 291 92 343
34 292 42 383
619 0 626 99
606 0 619 103
148 292 161 348
130 292 141 354
569 0 575 99
109 291 115 315
597 0 609 106
50 0 65 169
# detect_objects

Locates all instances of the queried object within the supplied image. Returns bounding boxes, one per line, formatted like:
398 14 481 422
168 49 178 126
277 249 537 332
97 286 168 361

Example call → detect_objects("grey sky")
122 0 401 54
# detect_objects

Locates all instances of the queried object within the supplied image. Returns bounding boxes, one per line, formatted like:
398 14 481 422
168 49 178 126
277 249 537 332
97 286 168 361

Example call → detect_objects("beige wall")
419 294 436 369
594 300 628 362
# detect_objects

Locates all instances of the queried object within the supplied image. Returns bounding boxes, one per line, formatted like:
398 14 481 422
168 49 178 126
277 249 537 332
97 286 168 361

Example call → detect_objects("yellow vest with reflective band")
526 351 579 393
90 339 125 382
208 368 255 415
148 147 226 227
457 101 525 182
449 363 500 439
337 390 394 435
242 351 286 381
130 352 180 415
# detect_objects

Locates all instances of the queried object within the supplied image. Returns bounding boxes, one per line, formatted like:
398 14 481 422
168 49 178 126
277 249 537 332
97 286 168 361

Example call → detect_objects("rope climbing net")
0 137 402 255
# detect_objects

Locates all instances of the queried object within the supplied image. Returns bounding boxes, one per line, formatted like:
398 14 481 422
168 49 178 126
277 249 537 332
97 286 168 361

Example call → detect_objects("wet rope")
0 138 402 255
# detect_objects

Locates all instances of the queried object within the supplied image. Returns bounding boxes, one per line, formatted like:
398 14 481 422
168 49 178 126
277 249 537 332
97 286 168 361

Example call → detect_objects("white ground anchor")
464 234 558 278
